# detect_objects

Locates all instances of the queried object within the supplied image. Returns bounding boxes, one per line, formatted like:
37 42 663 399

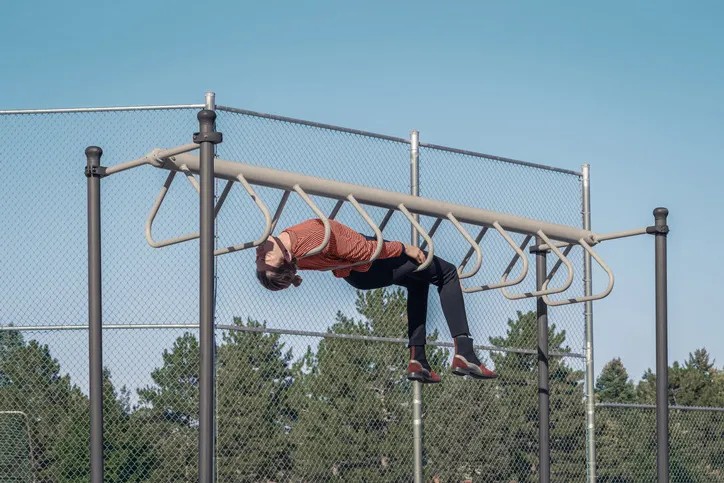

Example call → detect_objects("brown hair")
256 259 303 291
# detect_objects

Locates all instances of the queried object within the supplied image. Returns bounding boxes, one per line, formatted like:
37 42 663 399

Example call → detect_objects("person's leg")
344 255 441 383
393 254 497 379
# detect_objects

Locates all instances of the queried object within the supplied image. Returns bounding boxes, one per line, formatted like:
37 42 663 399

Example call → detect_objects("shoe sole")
407 372 440 384
452 365 497 380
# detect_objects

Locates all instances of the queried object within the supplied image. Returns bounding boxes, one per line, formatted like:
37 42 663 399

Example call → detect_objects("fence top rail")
216 105 411 144
1 101 578 176
419 142 582 177
168 151 593 244
0 104 204 115
596 402 724 413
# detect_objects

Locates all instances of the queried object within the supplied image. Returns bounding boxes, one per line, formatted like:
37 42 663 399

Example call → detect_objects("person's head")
255 236 302 291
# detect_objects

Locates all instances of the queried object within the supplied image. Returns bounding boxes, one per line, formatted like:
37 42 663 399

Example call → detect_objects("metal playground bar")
86 93 670 483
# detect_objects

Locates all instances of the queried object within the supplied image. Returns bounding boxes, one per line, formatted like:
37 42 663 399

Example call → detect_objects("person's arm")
329 220 404 262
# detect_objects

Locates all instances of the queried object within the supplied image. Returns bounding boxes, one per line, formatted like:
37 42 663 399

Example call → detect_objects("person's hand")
403 243 426 264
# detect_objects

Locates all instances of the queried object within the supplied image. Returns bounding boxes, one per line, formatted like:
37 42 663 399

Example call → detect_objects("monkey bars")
98 144 650 307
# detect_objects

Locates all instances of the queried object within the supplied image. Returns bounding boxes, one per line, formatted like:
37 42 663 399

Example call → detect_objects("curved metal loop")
462 231 532 293
419 218 443 251
179 164 200 193
501 230 574 300
446 214 482 279
323 195 385 271
214 174 274 256
542 238 615 306
293 184 331 258
145 171 200 248
397 204 434 272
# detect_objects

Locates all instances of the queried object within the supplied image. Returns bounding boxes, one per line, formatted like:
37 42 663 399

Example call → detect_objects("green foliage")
288 288 419 481
216 317 295 481
487 311 586 482
596 358 636 403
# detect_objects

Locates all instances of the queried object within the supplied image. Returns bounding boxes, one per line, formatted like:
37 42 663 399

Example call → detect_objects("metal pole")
650 207 670 482
582 164 596 482
196 94 222 483
536 239 550 483
86 146 104 483
410 130 423 483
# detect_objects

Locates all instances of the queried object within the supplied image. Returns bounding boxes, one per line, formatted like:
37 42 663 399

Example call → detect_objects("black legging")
343 251 470 346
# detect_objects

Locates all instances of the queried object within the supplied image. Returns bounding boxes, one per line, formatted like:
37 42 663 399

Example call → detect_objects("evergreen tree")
136 332 200 482
215 317 295 482
288 288 428 481
595 358 636 403
487 311 585 482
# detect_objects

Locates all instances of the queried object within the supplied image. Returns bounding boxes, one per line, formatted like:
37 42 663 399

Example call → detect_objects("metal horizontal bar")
216 105 411 144
596 402 724 413
1 323 583 358
533 226 650 251
419 142 582 177
216 324 585 358
0 324 199 331
104 143 199 176
0 104 203 115
170 153 595 244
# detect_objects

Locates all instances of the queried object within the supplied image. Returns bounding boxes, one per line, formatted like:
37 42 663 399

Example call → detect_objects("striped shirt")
283 219 404 278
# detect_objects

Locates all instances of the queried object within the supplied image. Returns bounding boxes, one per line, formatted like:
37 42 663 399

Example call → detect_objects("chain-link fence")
596 403 724 482
0 100 713 482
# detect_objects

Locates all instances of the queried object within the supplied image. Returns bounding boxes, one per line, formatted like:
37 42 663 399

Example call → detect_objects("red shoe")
407 360 441 384
452 354 498 379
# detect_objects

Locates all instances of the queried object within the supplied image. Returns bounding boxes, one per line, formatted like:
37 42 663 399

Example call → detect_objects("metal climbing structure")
85 93 670 483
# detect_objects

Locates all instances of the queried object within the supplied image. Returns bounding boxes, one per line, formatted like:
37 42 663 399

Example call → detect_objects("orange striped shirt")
283 219 404 278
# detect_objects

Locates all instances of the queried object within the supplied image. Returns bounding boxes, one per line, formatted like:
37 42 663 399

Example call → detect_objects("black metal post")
649 207 670 482
536 239 550 483
195 108 222 483
85 146 104 483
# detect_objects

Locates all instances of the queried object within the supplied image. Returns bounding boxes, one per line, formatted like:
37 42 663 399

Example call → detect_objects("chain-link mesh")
2 103 707 482
596 404 724 482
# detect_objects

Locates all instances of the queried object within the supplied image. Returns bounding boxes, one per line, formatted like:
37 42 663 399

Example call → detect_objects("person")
255 218 497 383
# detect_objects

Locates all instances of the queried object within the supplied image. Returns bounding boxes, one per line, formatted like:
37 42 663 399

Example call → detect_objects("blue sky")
2 1 723 385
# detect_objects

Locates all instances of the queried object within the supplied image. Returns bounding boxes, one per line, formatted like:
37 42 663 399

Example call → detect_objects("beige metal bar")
398 204 434 271
463 225 531 293
542 239 615 306
170 153 595 244
293 185 331 258
214 174 274 256
501 230 574 300
104 144 199 176
323 195 385 271
446 214 483 279
145 171 200 248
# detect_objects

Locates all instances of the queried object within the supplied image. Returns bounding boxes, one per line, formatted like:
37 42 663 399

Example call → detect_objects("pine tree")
288 288 425 481
595 358 636 403
136 332 200 482
487 311 585 482
215 317 295 482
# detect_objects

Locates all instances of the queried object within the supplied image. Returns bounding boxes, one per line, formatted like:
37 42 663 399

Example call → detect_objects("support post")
536 239 551 483
582 164 596 482
649 207 669 482
410 130 423 483
196 94 222 483
86 146 104 483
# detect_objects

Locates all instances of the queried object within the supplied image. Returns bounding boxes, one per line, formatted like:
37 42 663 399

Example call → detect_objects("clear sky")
1 1 723 384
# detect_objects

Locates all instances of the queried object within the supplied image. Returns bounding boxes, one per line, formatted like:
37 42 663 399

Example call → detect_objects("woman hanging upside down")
255 218 497 383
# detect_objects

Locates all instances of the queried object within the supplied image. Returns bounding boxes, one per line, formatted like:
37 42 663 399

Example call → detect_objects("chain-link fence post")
197 92 222 483
536 239 550 483
582 163 596 482
410 129 424 483
85 145 104 483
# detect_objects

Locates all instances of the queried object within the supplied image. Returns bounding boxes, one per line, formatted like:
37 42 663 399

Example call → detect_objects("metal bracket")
192 131 223 144
84 165 107 178
646 225 669 235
